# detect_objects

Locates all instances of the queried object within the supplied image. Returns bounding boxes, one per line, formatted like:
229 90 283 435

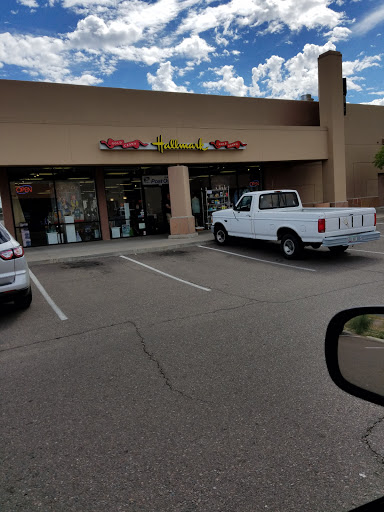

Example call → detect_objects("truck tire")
281 233 303 259
214 224 229 245
329 245 349 254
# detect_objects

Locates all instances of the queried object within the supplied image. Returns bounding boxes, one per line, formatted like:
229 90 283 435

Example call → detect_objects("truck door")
231 195 254 237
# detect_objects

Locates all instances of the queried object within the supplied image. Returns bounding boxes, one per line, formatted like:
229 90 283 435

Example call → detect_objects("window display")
10 168 101 247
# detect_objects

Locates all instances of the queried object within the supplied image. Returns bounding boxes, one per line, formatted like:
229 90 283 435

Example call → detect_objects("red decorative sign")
209 140 247 149
99 136 247 151
100 138 148 149
16 185 33 195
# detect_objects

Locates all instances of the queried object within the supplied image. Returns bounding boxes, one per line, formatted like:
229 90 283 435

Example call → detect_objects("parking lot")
1 233 384 512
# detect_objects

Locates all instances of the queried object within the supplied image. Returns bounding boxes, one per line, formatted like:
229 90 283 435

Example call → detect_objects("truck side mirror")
325 307 384 407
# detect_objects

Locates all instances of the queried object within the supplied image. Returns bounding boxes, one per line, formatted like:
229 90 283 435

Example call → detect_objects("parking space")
2 236 384 512
2 236 384 352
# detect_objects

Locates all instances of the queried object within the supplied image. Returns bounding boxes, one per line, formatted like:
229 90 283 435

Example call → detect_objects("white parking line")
29 270 68 321
350 249 384 255
119 255 211 292
198 246 316 272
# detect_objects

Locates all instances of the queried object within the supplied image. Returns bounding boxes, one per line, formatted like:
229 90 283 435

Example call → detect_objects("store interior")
7 163 263 246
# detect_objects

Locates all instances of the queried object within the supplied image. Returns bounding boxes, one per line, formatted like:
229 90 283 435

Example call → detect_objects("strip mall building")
0 50 383 248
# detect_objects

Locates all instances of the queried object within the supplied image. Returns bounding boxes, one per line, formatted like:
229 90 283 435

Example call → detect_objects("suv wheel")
14 288 32 310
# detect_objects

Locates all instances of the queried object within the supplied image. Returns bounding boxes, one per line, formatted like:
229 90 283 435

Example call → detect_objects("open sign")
16 185 33 195
249 180 260 187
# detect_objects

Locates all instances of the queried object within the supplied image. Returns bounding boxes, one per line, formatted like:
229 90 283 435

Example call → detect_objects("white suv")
0 224 32 309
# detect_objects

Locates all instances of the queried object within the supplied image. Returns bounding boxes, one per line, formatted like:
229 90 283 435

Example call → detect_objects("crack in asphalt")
0 299 254 354
127 319 213 405
363 416 384 463
207 276 384 305
0 317 214 405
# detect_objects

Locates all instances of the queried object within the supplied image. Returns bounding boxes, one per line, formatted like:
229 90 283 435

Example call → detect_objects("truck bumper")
322 231 381 247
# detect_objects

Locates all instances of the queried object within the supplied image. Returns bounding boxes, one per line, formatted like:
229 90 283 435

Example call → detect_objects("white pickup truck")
211 190 380 259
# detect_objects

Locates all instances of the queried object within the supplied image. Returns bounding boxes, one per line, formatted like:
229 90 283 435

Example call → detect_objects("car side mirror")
325 307 384 407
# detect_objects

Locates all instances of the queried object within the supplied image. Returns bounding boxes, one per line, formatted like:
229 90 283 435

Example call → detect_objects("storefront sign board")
142 175 169 186
100 136 247 152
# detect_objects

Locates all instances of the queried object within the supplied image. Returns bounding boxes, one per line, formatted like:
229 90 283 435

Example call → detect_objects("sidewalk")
18 205 384 265
25 230 214 265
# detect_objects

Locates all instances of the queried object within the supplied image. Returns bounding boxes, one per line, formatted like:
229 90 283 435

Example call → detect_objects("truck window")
259 192 299 210
236 195 253 212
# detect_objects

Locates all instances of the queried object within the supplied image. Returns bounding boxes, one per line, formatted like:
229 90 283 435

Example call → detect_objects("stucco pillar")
318 51 348 206
168 165 197 238
95 168 110 241
0 168 15 237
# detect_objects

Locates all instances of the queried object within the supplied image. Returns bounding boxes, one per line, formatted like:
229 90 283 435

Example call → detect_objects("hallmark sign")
100 135 247 153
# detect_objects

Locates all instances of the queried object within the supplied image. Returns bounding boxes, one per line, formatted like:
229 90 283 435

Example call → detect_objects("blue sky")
0 0 383 104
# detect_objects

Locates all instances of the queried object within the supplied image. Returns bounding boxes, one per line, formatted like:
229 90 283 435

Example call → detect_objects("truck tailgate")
324 210 376 234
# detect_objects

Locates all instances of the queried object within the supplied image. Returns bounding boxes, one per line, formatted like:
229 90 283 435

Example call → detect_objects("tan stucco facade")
0 49 383 243
344 104 384 207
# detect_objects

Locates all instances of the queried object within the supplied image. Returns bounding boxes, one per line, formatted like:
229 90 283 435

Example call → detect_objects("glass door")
11 180 61 247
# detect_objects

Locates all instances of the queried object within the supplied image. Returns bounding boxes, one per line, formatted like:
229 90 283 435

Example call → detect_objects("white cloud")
67 15 143 49
147 61 192 92
178 0 346 37
368 91 384 95
362 98 384 106
215 30 229 47
342 55 381 91
353 4 384 36
251 42 336 99
62 73 103 85
62 0 116 10
173 35 214 64
203 65 248 96
17 0 38 6
324 26 351 43
343 55 381 75
0 32 68 82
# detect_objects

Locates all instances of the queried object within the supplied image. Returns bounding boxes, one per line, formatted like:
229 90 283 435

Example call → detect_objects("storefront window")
105 174 144 238
105 167 170 237
9 168 101 247
188 163 262 229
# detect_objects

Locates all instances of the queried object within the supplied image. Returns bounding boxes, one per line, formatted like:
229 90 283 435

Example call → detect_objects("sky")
0 0 383 104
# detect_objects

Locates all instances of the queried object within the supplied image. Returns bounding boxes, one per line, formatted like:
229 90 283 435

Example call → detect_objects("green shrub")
348 315 373 335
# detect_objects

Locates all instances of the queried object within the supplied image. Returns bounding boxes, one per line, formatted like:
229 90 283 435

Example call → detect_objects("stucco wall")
345 103 384 205
0 79 319 129
0 80 327 167
264 161 323 205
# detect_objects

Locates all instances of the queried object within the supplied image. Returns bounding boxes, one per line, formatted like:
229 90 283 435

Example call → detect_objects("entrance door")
11 181 61 247
144 186 166 234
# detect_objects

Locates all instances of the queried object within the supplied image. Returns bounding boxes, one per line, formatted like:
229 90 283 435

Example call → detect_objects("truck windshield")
259 192 299 210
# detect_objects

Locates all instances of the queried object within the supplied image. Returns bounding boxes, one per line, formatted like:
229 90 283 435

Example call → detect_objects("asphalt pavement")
1 223 384 512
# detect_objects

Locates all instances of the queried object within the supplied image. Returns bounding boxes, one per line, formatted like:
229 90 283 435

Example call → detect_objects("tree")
373 146 384 170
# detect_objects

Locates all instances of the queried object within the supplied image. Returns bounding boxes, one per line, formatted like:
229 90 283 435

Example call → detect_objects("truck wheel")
214 225 229 245
14 288 32 310
281 233 303 259
329 245 349 254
